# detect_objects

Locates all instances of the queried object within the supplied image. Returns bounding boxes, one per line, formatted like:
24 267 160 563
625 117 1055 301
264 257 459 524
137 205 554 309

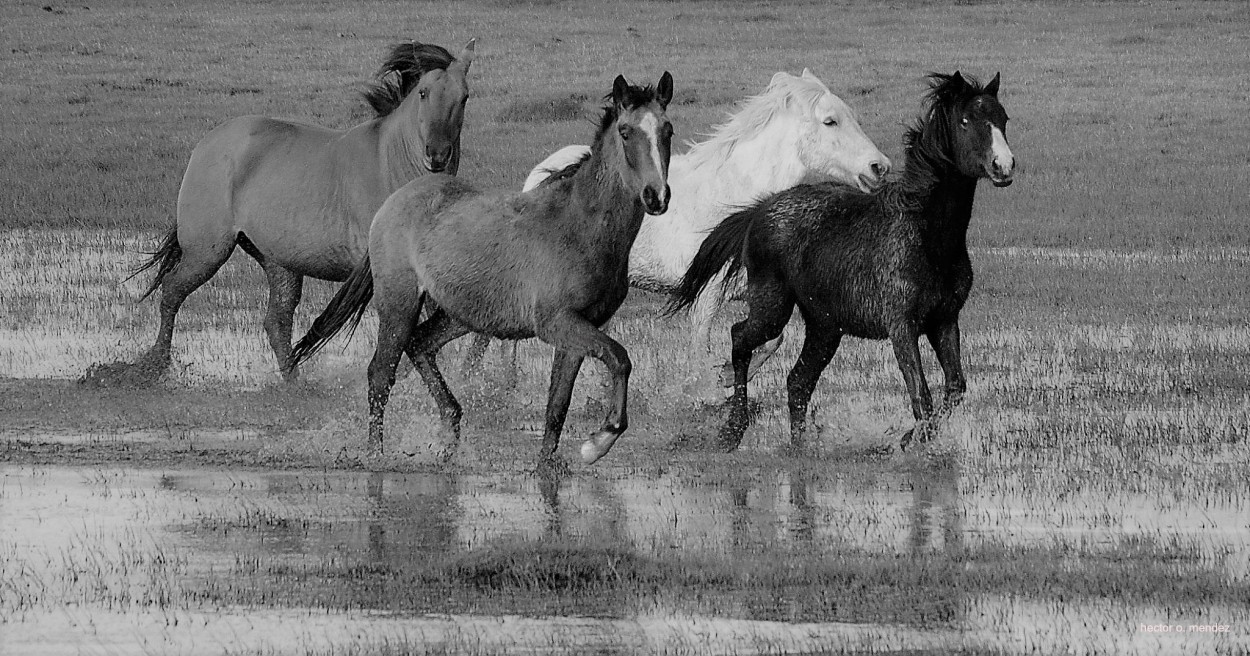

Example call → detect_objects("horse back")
179 116 384 278
760 183 948 337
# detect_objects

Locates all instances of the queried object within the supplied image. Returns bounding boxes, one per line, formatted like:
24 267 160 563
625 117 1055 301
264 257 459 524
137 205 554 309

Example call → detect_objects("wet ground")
2 426 1247 655
3 234 1249 654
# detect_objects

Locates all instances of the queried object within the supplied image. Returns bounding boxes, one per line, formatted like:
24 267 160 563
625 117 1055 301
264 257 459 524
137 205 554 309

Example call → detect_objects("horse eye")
618 126 632 140
960 117 969 126
822 117 838 127
418 89 429 100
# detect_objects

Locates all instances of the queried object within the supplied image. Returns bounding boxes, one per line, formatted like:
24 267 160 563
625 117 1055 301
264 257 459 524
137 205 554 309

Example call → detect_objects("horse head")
772 70 890 192
932 71 1015 187
409 38 474 173
608 72 674 215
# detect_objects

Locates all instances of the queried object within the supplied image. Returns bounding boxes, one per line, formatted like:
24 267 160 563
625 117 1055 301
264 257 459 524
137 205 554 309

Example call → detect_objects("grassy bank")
2 0 1248 249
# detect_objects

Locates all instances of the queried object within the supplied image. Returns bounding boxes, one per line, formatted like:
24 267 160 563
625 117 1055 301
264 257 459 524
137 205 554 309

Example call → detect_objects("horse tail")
127 227 181 302
289 255 375 368
665 204 761 316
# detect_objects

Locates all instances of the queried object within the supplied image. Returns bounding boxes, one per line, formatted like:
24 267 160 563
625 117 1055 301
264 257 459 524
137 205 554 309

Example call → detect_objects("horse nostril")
871 160 889 178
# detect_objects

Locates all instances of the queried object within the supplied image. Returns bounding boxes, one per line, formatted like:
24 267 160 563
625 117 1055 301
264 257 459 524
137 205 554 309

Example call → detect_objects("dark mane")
882 72 989 213
902 72 987 170
596 83 660 134
361 42 456 118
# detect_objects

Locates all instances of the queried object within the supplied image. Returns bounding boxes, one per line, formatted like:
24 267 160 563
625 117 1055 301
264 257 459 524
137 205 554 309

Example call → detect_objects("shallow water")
2 460 1246 655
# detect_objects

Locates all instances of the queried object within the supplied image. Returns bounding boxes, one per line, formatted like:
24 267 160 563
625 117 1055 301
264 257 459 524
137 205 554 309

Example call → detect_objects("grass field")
2 0 1249 654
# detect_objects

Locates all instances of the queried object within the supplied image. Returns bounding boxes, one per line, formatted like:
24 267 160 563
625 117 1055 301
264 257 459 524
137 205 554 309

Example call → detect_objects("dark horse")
669 71 1015 451
289 73 675 471
83 40 474 387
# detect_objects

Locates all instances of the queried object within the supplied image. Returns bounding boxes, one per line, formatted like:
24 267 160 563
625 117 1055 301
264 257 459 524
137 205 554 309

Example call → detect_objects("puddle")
2 464 1247 655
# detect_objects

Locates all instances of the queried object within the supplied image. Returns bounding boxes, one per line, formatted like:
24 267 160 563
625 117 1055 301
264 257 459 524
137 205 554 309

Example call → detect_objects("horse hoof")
580 429 622 464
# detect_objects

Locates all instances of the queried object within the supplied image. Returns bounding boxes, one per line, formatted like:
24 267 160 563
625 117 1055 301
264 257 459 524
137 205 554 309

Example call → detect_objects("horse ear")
951 70 967 89
458 38 476 70
612 75 630 107
656 71 673 109
801 68 815 79
985 72 1001 97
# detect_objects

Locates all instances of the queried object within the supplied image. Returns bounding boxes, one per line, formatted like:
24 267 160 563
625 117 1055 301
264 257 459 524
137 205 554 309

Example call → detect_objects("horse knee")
604 344 631 378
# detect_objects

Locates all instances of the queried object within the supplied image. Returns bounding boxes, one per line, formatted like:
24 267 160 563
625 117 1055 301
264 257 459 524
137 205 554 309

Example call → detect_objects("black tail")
665 205 761 315
289 255 376 369
126 227 181 301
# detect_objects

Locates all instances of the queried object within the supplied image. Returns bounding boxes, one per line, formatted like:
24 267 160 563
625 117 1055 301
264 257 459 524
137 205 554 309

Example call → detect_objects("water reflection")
4 463 1248 655
150 463 965 573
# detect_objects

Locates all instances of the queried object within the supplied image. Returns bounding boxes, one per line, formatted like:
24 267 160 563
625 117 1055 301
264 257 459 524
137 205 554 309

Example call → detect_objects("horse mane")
538 83 662 185
683 73 829 168
902 72 988 173
880 72 989 214
361 42 457 118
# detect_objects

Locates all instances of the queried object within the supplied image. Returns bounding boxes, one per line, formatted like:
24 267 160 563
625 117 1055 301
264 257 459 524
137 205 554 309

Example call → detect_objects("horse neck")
375 101 433 192
901 150 979 259
686 120 808 198
566 139 646 263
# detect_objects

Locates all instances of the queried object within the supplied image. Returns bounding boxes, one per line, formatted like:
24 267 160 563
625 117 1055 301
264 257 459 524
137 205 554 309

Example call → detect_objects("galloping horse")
670 72 1015 451
290 73 675 472
469 70 890 383
84 40 475 386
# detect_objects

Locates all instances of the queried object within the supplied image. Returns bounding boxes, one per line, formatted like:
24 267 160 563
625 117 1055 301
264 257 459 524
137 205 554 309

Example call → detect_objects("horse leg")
535 309 630 467
403 309 472 462
538 349 585 474
700 282 787 386
785 326 841 450
926 320 966 415
262 265 303 381
236 237 304 381
747 333 786 381
720 282 794 451
366 305 416 454
889 324 935 448
139 236 236 378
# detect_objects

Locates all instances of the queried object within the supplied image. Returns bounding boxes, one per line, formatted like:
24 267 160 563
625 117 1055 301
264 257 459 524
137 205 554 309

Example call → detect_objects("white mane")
682 71 831 169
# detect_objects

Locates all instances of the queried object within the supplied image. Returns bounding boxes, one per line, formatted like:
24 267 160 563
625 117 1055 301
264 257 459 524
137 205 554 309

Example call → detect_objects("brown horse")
84 40 475 387
290 73 675 472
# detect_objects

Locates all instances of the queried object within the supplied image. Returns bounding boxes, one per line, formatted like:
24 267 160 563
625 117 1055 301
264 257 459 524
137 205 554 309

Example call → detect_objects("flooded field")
2 452 1247 655
3 230 1249 655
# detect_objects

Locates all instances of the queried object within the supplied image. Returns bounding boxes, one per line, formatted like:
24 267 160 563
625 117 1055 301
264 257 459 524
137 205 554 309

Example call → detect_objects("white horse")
474 70 890 384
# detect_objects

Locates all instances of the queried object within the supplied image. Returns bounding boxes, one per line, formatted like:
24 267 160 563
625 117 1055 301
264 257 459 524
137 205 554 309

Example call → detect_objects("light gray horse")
84 40 474 387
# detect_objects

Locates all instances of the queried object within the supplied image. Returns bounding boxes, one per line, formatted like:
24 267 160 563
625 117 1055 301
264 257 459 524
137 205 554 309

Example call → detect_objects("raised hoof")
580 428 622 464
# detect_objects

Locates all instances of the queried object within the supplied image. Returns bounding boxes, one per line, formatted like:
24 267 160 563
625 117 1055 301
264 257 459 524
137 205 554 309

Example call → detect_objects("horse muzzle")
642 184 670 216
856 158 891 193
424 157 449 174
989 160 1015 187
